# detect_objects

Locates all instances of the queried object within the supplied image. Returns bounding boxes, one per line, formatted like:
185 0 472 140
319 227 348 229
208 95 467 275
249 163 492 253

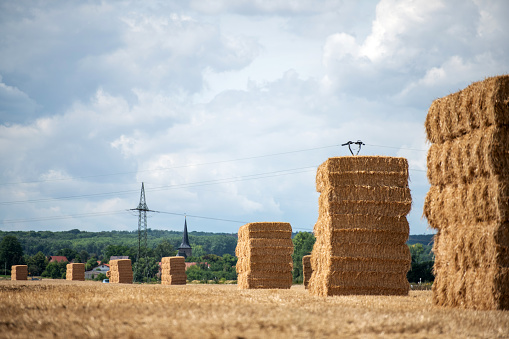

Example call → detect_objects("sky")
0 0 508 235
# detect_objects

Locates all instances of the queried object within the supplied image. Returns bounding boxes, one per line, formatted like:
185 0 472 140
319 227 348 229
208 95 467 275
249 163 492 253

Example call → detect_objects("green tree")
0 235 25 274
409 243 425 263
93 273 107 281
57 248 77 262
26 251 48 276
79 250 89 263
133 257 159 283
292 232 315 283
190 244 206 258
407 261 434 283
154 240 176 260
86 257 99 271
185 265 202 281
103 245 136 262
42 260 68 279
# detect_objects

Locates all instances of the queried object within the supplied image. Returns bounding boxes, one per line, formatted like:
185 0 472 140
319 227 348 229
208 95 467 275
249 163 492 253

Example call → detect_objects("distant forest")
0 229 238 259
0 229 434 259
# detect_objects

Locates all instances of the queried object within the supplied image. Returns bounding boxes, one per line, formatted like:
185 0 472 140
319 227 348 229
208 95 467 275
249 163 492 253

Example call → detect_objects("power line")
0 142 427 186
0 165 426 206
0 166 316 206
0 144 339 186
0 210 127 224
0 207 315 231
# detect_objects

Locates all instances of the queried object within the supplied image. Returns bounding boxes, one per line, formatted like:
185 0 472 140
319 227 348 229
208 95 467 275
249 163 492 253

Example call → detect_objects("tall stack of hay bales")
66 263 85 281
161 256 187 285
109 259 133 284
302 255 312 289
424 75 509 310
308 156 412 296
11 265 28 281
235 222 293 289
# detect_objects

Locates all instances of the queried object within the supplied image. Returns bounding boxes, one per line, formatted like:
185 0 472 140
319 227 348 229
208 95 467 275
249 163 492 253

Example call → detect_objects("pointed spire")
177 216 192 257
180 216 191 248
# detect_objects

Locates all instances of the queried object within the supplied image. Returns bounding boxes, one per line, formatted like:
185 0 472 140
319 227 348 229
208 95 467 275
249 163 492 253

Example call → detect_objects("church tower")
177 217 192 258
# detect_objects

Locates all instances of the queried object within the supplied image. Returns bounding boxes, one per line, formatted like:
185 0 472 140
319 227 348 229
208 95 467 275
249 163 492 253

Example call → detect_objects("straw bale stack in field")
308 156 412 297
109 259 133 284
161 256 187 285
302 255 312 289
236 222 293 289
424 75 509 310
11 265 28 280
66 263 85 281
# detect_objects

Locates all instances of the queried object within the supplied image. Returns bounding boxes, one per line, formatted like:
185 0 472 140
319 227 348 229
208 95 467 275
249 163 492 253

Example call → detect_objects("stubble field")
0 280 508 338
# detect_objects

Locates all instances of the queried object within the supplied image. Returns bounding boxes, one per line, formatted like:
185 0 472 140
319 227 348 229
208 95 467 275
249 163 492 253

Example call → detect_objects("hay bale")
426 126 509 186
302 255 312 289
66 263 85 281
424 177 509 228
318 189 411 218
161 256 187 285
425 75 509 310
316 156 409 193
109 259 133 284
314 215 409 233
425 75 509 144
11 265 28 281
236 222 294 289
308 156 411 297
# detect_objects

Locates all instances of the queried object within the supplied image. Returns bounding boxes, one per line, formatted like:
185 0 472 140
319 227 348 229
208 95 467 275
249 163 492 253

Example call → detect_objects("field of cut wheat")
0 280 508 338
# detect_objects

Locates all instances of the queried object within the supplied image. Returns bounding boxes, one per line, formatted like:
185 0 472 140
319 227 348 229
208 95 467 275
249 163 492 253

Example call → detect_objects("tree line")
0 231 434 283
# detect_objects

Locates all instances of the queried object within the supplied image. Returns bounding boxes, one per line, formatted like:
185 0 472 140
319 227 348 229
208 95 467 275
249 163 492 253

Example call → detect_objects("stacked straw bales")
161 256 187 285
66 263 85 281
309 156 412 296
235 222 293 289
424 75 509 310
109 259 133 284
11 265 28 280
302 255 312 289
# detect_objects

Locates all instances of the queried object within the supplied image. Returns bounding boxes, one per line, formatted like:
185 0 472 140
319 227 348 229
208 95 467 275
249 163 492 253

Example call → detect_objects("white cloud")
0 0 508 235
0 77 38 124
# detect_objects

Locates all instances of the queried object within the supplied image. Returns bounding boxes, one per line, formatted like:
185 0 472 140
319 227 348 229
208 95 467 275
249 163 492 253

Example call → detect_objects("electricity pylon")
131 182 153 282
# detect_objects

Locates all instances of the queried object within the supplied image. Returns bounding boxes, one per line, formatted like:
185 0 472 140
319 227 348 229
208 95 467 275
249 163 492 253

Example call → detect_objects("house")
49 256 68 263
85 264 110 280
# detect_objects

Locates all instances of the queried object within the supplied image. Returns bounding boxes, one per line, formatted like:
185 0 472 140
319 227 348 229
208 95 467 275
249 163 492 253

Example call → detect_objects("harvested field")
1 280 508 338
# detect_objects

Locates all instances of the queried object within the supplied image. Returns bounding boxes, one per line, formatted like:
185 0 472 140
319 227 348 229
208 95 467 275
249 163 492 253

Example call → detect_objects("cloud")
0 1 261 123
321 0 508 105
0 76 38 124
0 1 508 235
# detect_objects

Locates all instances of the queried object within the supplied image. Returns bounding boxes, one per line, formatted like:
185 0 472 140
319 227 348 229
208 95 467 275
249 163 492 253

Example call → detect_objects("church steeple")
177 217 192 258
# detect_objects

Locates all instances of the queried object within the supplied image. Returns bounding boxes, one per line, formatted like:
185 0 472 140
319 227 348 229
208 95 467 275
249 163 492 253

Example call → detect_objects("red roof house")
49 256 68 263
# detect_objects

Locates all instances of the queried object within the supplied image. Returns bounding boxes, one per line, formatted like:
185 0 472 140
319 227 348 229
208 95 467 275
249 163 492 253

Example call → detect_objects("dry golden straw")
161 256 187 285
11 265 28 281
109 259 133 284
236 222 293 289
424 75 509 310
309 156 411 297
66 263 85 281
